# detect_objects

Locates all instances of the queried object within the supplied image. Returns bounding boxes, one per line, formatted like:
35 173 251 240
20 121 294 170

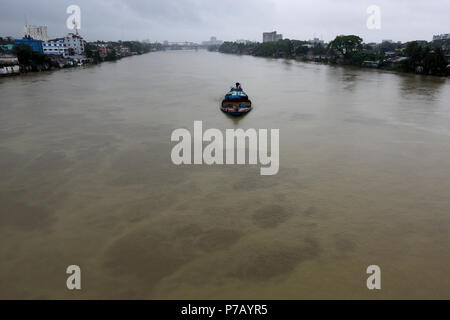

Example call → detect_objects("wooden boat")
220 83 252 116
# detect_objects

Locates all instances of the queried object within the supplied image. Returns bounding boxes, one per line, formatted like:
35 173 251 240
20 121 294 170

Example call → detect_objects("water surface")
1 50 449 299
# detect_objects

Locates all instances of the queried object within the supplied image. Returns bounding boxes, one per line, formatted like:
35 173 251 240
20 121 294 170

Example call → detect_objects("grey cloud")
0 0 449 43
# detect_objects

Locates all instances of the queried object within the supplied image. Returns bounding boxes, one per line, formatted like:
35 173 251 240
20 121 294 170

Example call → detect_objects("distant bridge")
162 42 208 50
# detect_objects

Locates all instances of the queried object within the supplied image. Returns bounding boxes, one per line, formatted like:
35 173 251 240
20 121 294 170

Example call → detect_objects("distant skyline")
1 0 449 43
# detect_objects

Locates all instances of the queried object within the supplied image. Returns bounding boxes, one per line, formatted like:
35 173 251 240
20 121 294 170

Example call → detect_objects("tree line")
217 35 449 76
85 41 162 63
7 40 162 71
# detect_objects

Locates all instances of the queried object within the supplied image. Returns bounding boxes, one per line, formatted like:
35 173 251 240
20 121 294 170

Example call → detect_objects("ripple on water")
26 151 71 173
0 193 55 231
333 233 357 256
251 204 291 228
103 229 195 287
229 237 320 281
103 223 243 287
232 167 302 190
196 229 242 252
0 148 25 174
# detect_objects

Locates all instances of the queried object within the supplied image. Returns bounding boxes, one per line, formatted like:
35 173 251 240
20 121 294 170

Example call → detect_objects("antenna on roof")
73 19 79 35
23 15 29 38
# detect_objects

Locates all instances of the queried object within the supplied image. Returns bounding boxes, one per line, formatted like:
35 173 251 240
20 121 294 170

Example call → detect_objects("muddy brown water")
0 50 449 298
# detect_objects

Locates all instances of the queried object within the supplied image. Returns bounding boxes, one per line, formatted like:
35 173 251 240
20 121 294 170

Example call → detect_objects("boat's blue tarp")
225 89 248 100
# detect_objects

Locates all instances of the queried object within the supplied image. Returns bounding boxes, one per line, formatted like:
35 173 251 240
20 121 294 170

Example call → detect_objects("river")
0 50 449 299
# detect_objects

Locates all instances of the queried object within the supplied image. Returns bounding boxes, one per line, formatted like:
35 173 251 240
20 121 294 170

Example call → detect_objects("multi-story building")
433 34 450 41
117 45 131 57
98 48 113 59
23 25 48 41
42 39 69 57
415 40 429 47
63 33 86 56
14 37 43 53
309 38 324 46
263 31 283 43
0 55 20 75
202 36 223 46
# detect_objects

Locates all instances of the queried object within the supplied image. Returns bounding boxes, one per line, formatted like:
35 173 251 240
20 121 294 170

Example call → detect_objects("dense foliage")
327 35 363 60
219 39 326 58
401 41 448 76
218 35 449 76
85 41 162 62
104 48 118 61
11 44 50 71
84 43 101 63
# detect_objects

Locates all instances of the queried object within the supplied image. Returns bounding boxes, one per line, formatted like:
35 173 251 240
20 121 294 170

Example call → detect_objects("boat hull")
220 100 252 116
220 108 252 116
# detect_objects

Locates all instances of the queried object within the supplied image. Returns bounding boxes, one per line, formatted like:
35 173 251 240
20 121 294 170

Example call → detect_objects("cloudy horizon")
1 0 449 43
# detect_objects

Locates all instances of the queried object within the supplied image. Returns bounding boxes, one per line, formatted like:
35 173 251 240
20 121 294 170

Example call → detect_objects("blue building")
14 36 43 53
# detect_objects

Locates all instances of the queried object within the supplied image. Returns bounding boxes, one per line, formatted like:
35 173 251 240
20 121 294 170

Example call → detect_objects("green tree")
12 43 33 64
402 41 428 73
219 41 254 55
328 35 363 60
423 47 448 76
295 45 308 56
312 43 326 55
378 41 398 54
276 39 293 57
105 48 118 61
84 43 101 63
12 43 49 71
252 42 277 57
351 52 379 66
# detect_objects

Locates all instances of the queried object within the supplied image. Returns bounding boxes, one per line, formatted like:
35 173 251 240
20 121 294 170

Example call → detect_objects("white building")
309 38 324 45
433 34 450 41
23 25 48 41
263 31 283 43
63 33 86 56
202 36 223 46
42 39 69 57
0 55 20 75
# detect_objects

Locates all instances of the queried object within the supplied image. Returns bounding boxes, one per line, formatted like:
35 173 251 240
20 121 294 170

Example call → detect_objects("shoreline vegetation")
210 35 450 77
0 37 163 75
2 34 449 78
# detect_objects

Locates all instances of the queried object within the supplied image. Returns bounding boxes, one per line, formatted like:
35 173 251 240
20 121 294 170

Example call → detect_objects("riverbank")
214 36 450 77
1 50 450 299
0 40 164 77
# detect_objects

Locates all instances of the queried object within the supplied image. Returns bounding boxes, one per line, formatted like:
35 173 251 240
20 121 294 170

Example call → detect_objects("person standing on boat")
235 82 242 90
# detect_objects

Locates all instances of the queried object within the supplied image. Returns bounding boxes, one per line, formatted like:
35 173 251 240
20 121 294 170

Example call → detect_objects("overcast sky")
1 0 449 43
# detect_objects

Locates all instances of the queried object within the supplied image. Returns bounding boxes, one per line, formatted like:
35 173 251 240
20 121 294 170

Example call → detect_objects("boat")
220 83 252 116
